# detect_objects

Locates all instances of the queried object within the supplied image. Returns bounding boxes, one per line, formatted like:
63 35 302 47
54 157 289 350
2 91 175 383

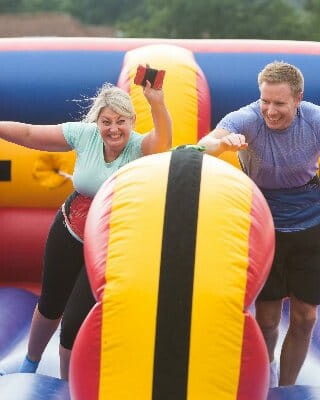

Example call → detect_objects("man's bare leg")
255 299 283 361
255 299 283 387
279 296 317 386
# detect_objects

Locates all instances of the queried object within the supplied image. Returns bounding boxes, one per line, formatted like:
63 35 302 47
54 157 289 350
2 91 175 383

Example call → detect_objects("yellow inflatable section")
117 43 238 170
0 141 75 208
117 44 211 147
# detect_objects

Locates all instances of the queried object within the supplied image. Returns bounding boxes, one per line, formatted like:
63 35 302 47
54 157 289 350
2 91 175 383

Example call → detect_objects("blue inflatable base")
0 287 60 377
0 373 70 400
268 385 320 400
0 374 319 400
1 287 320 399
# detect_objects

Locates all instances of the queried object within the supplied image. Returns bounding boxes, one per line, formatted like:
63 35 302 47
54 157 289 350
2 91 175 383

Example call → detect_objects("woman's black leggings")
37 208 96 349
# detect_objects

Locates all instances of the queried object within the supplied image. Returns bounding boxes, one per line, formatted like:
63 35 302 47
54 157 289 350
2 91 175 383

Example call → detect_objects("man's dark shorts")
257 223 320 305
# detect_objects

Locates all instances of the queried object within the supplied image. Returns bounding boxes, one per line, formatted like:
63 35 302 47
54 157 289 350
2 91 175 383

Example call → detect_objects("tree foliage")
0 0 319 41
62 0 133 25
116 0 310 40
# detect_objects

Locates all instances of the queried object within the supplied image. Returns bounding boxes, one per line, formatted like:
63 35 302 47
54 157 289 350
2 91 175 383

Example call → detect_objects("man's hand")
220 133 248 151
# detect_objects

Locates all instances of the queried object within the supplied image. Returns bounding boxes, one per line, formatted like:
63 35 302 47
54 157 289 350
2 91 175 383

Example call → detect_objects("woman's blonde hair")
258 61 304 97
83 83 135 122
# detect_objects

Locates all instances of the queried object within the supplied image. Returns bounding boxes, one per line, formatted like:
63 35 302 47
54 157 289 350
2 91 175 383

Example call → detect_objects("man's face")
259 81 302 131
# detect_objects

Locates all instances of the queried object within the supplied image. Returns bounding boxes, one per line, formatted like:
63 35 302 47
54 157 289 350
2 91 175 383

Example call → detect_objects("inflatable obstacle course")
1 37 320 399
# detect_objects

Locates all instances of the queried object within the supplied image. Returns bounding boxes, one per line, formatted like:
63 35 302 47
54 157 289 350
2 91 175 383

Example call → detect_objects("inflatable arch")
2 37 320 208
1 37 320 400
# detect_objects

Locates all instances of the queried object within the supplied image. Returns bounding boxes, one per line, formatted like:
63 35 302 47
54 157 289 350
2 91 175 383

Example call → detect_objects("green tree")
62 0 134 25
231 0 310 40
23 0 65 12
0 0 66 13
0 0 25 13
303 0 320 40
117 0 310 40
0 0 318 41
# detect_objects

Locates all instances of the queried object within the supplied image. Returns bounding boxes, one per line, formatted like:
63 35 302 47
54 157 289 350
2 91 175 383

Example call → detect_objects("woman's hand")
143 80 165 107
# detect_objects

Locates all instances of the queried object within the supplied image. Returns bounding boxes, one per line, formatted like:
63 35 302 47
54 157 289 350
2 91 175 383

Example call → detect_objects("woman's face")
97 107 135 154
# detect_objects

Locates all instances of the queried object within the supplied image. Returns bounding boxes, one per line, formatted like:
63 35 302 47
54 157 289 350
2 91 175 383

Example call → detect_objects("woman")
0 79 172 379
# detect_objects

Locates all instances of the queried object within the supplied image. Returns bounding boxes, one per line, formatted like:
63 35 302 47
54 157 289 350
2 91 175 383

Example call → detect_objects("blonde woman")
0 80 172 379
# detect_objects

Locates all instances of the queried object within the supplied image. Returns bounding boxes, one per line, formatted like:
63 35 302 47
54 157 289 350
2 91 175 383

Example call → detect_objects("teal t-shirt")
62 122 144 197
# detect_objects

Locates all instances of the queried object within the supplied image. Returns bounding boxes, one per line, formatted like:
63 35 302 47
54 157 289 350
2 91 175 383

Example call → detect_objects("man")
198 61 320 387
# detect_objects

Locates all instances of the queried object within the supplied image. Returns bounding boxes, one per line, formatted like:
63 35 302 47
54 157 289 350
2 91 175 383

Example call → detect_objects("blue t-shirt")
62 122 144 197
217 100 320 231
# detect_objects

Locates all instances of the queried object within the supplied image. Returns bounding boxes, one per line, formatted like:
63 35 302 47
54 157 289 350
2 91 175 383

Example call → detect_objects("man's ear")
295 91 303 108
